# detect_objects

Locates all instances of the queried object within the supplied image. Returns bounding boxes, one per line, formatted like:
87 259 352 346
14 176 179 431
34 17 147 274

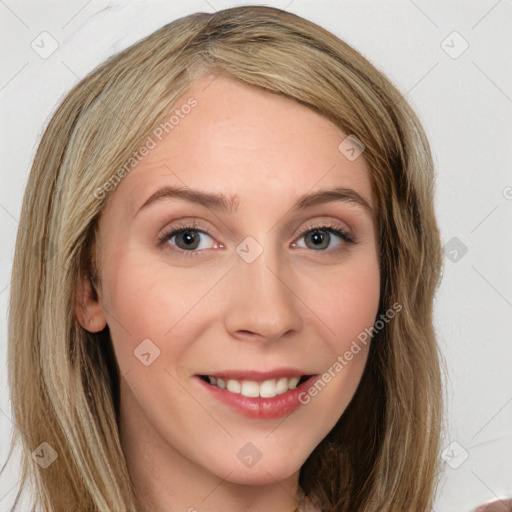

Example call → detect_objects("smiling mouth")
198 375 312 398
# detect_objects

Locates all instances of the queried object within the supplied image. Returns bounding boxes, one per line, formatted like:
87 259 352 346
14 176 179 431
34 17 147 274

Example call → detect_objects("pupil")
307 229 328 250
180 231 198 249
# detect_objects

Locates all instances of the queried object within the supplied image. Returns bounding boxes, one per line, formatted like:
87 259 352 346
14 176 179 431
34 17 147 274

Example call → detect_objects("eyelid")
156 219 220 249
157 218 215 240
293 220 353 243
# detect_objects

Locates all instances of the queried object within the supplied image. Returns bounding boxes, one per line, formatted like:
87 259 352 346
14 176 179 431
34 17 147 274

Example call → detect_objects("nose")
223 242 303 343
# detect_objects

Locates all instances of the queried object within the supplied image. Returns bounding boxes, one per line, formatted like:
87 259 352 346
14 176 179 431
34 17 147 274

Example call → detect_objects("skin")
76 73 380 512
476 500 512 511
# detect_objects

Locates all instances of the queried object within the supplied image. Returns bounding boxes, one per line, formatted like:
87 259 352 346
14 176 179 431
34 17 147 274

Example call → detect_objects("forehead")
109 73 373 216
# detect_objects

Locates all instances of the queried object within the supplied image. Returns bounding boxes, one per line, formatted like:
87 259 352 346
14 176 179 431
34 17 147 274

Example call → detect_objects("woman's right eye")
158 226 217 253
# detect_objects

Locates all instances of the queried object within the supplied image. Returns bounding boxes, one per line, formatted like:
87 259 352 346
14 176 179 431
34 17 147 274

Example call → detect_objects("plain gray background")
1 1 511 511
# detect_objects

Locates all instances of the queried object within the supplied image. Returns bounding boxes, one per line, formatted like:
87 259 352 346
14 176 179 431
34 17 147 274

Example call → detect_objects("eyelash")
157 220 354 257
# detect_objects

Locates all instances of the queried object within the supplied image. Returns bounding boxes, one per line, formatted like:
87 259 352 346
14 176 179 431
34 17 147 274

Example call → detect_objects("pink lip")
197 367 310 382
195 374 319 419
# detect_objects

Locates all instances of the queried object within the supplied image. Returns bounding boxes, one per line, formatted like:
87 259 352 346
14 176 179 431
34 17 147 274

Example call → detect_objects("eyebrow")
135 185 372 217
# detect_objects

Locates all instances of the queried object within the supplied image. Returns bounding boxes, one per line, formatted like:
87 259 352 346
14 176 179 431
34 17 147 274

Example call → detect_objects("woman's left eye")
158 222 353 255
292 224 353 251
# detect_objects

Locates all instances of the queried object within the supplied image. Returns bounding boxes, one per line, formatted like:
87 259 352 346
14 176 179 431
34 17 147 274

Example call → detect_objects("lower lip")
195 376 319 419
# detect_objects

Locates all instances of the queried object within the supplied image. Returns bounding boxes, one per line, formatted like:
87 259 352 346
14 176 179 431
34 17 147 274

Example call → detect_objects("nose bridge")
224 235 303 341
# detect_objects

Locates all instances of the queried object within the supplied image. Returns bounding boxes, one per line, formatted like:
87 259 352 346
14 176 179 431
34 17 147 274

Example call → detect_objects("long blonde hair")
7 6 444 511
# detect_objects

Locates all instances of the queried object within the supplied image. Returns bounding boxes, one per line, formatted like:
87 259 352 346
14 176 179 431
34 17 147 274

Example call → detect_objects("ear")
75 273 107 333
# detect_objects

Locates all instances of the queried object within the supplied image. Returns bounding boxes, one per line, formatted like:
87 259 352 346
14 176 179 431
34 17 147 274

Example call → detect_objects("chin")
208 455 305 486
223 467 300 486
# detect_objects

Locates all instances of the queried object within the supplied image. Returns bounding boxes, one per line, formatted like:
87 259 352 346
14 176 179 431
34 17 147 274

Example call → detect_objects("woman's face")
81 73 380 486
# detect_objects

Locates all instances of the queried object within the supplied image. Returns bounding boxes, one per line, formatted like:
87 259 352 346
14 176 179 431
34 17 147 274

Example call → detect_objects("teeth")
260 379 278 398
241 381 259 398
276 377 289 395
207 376 304 398
226 379 241 393
289 376 300 388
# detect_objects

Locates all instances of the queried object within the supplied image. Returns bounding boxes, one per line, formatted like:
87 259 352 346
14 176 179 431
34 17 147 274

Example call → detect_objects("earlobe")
75 273 107 332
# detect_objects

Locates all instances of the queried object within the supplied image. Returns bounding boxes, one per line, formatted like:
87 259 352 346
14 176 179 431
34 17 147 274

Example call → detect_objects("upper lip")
197 367 315 382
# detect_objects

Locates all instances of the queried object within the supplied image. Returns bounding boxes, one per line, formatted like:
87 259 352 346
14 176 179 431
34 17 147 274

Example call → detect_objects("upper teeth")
207 376 301 398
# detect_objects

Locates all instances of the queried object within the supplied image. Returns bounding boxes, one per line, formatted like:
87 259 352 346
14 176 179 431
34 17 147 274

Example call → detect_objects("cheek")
292 257 380 437
329 269 380 341
100 247 237 386
297 251 381 348
100 252 201 373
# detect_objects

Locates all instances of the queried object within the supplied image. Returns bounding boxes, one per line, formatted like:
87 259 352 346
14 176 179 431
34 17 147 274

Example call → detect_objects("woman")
7 5 444 511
